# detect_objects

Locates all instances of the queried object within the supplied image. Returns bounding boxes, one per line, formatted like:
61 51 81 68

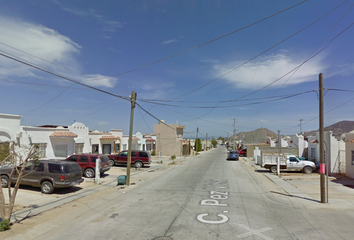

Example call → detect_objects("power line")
86 0 309 82
167 1 347 102
0 50 130 102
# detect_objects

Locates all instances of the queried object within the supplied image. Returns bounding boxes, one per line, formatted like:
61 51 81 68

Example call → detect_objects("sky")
0 0 354 139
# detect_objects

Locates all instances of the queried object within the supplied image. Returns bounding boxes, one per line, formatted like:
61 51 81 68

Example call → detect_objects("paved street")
2 147 354 239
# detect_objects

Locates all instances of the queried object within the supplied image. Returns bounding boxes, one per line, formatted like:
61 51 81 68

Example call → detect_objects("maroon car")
108 150 151 168
64 154 111 178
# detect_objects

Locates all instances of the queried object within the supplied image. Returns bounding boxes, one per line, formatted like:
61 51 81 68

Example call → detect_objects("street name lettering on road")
197 179 229 224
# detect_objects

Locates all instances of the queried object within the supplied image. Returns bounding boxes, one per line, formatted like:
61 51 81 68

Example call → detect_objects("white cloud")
79 74 118 88
214 53 326 89
0 16 117 88
62 7 124 33
0 16 81 76
162 39 178 45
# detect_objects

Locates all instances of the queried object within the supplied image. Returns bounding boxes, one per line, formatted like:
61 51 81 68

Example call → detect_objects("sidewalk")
4 153 199 223
241 157 354 209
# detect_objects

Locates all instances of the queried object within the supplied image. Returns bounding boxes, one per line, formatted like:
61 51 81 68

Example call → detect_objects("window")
132 151 136 157
34 162 44 172
352 151 354 165
115 143 120 153
123 144 127 150
75 143 84 154
311 148 315 159
78 156 89 163
48 163 61 173
146 144 151 151
34 143 47 158
119 151 128 157
289 157 298 162
139 151 148 157
67 156 78 162
92 144 99 154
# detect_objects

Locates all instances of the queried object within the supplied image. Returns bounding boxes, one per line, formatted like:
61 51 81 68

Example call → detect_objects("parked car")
227 151 239 161
108 150 151 168
0 159 84 194
64 154 111 178
238 148 247 157
262 154 316 173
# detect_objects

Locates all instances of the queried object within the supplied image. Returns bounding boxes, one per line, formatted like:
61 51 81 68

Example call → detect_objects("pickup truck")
262 153 316 174
107 150 151 168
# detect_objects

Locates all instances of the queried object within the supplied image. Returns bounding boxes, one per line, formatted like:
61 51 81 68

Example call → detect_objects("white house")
0 113 155 161
307 131 345 175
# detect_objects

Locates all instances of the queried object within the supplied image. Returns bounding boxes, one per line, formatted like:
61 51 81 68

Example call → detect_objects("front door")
102 144 111 154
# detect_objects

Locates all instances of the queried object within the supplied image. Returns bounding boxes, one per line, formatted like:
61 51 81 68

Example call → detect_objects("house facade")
0 113 156 161
153 121 185 156
307 131 345 175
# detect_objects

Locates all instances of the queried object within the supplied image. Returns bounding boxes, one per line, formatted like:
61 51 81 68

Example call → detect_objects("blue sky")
0 0 354 139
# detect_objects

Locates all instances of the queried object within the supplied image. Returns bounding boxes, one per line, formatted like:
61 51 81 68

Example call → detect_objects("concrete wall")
344 132 354 178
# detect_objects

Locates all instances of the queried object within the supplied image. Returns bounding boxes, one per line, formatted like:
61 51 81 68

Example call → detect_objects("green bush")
0 220 10 232
151 150 155 156
170 155 176 161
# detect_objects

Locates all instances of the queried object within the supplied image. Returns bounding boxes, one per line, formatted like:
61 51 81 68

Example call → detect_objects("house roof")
100 135 118 140
310 139 318 143
145 138 155 142
132 137 140 141
349 139 354 143
50 131 77 138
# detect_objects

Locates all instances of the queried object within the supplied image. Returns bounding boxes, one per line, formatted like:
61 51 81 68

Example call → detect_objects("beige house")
153 121 185 156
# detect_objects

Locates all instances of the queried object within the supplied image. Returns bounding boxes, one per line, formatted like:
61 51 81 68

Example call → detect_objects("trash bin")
117 175 127 185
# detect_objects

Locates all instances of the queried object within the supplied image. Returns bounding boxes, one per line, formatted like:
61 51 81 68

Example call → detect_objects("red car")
238 148 247 157
64 154 111 178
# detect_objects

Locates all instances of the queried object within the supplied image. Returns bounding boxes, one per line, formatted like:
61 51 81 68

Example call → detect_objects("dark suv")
64 154 111 178
0 160 84 194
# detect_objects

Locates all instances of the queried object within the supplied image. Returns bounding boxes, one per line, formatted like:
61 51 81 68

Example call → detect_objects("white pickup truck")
262 154 317 174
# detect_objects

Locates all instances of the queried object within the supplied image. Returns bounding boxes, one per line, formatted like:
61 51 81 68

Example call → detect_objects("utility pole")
196 127 199 154
126 90 137 186
277 130 281 175
319 73 326 203
299 119 304 134
158 133 161 163
232 119 237 150
206 133 208 151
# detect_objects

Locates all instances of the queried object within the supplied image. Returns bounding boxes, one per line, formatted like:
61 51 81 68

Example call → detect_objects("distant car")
0 159 84 194
64 154 111 178
238 148 247 157
227 151 239 161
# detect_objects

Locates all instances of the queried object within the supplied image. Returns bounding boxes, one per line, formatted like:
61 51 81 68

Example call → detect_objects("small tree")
0 143 39 228
195 138 202 152
211 139 218 147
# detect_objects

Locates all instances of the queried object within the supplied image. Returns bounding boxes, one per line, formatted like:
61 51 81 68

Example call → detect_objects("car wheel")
270 166 277 173
109 159 115 167
134 161 143 168
1 175 9 188
41 181 54 194
84 168 95 178
303 166 313 174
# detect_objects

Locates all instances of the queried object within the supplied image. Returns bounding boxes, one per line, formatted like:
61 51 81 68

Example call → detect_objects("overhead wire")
85 0 309 82
0 50 130 102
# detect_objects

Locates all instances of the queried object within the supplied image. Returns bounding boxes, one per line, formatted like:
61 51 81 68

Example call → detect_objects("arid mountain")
304 120 354 140
229 128 277 144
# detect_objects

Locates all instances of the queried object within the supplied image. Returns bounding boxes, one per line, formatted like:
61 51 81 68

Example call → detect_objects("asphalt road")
4 147 348 239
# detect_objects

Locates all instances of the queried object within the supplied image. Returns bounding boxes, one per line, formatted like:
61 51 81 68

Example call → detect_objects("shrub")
0 220 10 232
151 150 155 156
170 155 176 161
